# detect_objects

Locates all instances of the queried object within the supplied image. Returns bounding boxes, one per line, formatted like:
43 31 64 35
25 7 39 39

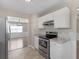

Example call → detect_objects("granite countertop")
50 37 71 44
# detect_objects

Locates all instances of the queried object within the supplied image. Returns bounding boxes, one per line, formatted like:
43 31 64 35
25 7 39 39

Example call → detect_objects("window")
10 26 23 33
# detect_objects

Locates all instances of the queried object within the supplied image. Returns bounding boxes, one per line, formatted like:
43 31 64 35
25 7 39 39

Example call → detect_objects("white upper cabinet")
20 18 29 23
7 16 29 23
38 7 70 28
38 16 46 28
7 16 19 22
54 7 70 28
43 12 54 21
38 13 54 28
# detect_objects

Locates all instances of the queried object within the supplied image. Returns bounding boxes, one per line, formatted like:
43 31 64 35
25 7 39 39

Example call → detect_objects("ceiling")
0 0 66 14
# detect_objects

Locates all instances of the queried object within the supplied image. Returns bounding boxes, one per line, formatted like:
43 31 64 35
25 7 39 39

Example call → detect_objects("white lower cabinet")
50 40 76 59
34 36 39 49
50 42 63 59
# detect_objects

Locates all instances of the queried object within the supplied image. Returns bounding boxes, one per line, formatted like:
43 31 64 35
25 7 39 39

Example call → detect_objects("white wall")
29 14 38 46
0 7 31 18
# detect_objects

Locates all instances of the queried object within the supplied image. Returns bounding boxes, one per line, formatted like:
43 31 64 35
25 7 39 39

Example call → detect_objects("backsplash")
38 25 76 40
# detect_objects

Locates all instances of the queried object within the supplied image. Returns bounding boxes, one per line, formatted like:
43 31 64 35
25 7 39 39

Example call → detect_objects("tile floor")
8 47 45 59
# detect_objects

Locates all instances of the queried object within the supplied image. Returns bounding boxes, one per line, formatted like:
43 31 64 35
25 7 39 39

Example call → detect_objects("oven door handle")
39 39 49 41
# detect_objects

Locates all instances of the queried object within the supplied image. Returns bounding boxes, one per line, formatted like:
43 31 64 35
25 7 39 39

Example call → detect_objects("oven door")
39 39 48 48
39 38 50 59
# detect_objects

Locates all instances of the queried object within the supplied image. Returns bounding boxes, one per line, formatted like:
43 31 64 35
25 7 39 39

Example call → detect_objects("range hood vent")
43 20 54 26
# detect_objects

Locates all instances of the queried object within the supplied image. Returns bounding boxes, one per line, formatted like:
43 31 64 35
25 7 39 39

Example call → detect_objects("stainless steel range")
39 37 50 59
39 32 58 59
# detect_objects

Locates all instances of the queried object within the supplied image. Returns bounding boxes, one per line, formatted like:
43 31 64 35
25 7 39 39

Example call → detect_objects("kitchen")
33 7 76 59
0 0 78 59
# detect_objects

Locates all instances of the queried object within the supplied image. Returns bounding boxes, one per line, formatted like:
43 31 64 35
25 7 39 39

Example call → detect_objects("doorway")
7 16 29 52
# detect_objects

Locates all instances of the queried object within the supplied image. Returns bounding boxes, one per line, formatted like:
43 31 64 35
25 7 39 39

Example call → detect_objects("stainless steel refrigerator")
0 17 8 59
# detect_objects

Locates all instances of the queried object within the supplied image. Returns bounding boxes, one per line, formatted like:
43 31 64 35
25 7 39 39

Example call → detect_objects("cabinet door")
38 17 46 28
38 13 54 28
54 7 70 28
50 42 62 59
34 36 39 49
44 13 54 21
